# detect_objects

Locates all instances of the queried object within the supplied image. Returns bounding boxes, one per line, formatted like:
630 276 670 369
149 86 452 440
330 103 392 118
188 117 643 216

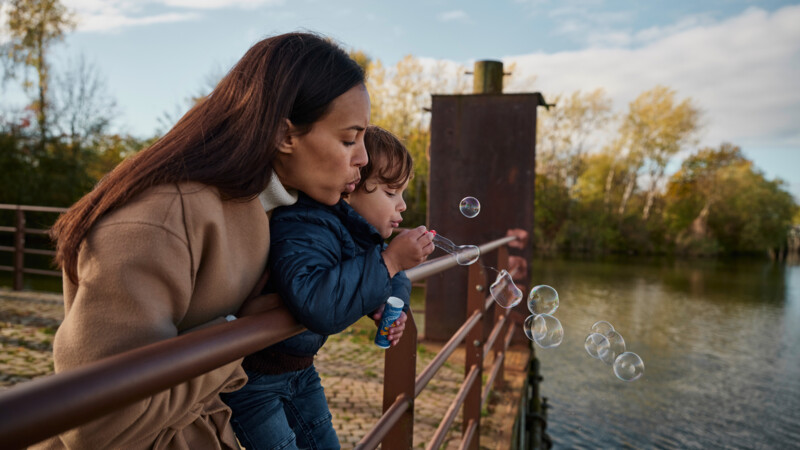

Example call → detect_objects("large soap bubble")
531 314 563 349
598 330 626 365
527 285 559 315
455 245 480 266
431 232 480 266
490 270 523 308
459 196 480 218
613 352 644 381
590 320 614 337
523 314 535 341
584 332 610 359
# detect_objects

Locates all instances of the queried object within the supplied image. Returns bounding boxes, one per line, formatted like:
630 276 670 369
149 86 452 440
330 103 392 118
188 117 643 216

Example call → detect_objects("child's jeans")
221 365 340 450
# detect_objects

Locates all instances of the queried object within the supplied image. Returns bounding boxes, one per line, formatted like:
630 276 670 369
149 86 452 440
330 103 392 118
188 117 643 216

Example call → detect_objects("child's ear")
277 119 296 155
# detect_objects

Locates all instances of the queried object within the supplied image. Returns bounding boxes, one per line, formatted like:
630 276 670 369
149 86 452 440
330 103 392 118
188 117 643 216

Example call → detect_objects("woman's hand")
370 307 408 347
382 226 434 276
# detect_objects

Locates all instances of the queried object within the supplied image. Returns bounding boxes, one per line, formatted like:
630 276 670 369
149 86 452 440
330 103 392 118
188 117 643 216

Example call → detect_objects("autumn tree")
665 143 798 253
610 86 699 220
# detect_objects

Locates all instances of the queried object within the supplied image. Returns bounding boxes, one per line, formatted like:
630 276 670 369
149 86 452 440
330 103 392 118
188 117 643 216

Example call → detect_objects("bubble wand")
429 230 523 309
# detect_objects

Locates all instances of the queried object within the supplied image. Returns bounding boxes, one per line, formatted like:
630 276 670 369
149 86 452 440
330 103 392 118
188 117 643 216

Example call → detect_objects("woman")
37 32 376 449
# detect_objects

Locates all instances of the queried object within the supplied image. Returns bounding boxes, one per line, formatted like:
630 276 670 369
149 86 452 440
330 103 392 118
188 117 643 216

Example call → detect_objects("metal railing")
0 204 67 290
0 234 524 449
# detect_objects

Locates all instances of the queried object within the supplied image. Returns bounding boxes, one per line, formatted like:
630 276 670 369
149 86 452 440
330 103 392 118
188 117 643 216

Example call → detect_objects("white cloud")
504 5 800 150
162 0 284 8
62 0 283 33
438 10 471 24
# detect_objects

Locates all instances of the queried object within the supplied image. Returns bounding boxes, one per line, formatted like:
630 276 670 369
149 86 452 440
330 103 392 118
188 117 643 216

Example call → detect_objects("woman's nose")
353 141 368 167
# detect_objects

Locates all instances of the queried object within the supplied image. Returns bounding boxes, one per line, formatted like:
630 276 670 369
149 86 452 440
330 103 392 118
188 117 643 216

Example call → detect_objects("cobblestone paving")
1 288 529 449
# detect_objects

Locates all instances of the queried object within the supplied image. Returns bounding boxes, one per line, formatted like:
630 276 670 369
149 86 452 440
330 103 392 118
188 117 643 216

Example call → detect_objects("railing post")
494 245 510 388
13 207 25 291
381 311 418 449
463 262 485 449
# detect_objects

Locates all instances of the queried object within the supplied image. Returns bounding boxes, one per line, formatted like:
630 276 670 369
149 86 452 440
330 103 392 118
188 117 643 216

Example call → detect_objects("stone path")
0 288 530 449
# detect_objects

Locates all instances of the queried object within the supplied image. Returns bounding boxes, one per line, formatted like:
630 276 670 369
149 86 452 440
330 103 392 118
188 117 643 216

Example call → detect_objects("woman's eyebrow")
341 125 366 131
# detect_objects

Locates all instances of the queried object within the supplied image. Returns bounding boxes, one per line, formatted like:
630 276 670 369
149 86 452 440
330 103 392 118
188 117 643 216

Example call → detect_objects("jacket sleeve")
391 271 412 311
269 217 393 335
51 222 245 448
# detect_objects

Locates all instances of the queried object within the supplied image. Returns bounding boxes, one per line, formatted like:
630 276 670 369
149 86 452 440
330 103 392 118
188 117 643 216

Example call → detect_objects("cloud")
504 5 800 150
438 10 472 24
62 0 283 33
162 0 284 8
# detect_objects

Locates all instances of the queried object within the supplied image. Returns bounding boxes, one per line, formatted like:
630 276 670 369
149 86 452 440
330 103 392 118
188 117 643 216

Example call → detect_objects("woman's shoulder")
97 182 263 237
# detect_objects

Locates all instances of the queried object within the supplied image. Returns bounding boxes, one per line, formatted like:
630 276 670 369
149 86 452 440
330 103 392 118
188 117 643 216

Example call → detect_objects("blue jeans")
221 365 340 450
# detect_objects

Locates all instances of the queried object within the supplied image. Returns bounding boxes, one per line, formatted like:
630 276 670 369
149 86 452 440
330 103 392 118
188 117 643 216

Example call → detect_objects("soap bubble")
598 330 626 365
490 270 523 308
591 320 614 337
527 285 559 315
455 245 480 266
459 197 480 218
523 314 534 341
531 314 563 349
613 352 644 381
584 332 610 359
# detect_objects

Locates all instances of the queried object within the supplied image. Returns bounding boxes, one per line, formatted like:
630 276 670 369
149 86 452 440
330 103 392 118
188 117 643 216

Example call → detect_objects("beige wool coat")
32 180 297 449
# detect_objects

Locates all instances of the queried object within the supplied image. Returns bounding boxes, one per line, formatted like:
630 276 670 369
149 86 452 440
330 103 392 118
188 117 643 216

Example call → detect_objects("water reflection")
532 256 800 449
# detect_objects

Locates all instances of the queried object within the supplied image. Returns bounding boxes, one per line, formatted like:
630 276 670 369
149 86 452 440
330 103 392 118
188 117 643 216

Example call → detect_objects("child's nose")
398 197 407 212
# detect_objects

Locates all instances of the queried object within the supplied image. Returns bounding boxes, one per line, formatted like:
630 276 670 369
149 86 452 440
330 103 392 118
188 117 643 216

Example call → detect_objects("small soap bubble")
532 314 564 349
455 245 480 266
591 320 614 337
490 270 523 308
598 330 626 365
523 314 534 341
584 332 610 359
613 352 644 381
527 285 559 315
459 197 481 218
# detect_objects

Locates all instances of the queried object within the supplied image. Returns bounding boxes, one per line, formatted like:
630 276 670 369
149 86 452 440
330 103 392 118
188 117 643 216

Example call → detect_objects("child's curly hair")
356 125 413 193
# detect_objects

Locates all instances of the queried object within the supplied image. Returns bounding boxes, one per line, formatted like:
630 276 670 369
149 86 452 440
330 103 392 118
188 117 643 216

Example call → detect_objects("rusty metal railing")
356 235 521 450
0 234 523 449
0 204 67 290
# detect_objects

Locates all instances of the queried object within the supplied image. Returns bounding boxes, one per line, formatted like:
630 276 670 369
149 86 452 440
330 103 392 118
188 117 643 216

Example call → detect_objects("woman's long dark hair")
52 32 365 284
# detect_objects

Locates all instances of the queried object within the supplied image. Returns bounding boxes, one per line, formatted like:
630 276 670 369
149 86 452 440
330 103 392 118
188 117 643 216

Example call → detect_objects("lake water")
529 256 800 449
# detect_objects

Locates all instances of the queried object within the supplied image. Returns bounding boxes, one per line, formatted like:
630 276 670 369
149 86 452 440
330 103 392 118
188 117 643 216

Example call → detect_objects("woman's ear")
277 119 296 155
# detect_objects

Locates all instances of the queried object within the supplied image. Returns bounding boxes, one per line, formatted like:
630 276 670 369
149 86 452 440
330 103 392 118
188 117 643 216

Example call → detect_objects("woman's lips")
344 178 360 193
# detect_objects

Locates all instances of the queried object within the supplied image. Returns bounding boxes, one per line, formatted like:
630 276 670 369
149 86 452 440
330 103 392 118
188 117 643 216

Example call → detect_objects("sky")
2 0 799 199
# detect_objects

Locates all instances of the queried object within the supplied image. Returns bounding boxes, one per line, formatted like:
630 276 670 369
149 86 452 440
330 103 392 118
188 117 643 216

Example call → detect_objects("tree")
2 0 75 149
51 54 118 155
665 143 798 253
611 86 699 219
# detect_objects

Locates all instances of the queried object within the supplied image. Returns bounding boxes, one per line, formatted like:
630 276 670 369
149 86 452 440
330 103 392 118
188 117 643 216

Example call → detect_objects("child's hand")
371 308 408 347
382 225 434 276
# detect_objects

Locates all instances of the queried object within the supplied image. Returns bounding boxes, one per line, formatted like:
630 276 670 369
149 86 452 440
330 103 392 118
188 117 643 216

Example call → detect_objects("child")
221 125 433 449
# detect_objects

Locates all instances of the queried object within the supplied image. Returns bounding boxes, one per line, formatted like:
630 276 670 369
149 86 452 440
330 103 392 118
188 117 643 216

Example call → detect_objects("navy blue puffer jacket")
266 193 411 357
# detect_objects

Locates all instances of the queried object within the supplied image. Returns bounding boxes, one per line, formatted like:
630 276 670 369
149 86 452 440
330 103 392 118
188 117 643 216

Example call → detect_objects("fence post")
494 245 510 389
463 262 485 449
381 311 418 449
13 208 25 291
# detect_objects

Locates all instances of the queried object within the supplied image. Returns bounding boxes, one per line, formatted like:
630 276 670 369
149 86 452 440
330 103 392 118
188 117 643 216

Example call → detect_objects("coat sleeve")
391 271 412 311
269 218 393 335
51 222 245 448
